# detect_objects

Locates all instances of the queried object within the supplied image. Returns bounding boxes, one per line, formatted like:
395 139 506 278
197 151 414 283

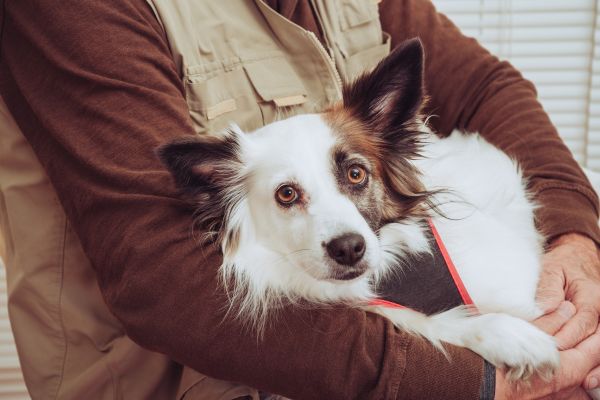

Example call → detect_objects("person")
0 0 599 398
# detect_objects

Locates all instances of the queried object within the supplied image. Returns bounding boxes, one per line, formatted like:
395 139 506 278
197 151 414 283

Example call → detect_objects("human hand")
495 302 600 399
536 233 600 351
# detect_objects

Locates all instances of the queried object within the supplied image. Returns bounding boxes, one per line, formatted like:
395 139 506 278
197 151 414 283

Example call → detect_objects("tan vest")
0 1 388 398
147 0 389 135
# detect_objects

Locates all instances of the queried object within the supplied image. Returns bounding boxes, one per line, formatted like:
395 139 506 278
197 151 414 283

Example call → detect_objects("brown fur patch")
324 104 434 225
323 105 384 175
321 38 442 225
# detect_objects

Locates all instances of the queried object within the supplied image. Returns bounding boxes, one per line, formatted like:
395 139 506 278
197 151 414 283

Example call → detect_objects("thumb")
533 301 575 336
585 365 600 391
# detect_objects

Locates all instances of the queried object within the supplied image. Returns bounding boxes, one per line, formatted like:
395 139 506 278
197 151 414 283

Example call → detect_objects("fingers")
573 325 600 373
525 328 600 399
538 387 591 400
569 387 593 400
588 387 600 400
555 304 599 349
585 365 600 391
533 301 576 337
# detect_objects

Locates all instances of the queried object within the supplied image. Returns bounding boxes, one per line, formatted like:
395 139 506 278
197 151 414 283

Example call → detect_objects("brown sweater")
0 1 598 399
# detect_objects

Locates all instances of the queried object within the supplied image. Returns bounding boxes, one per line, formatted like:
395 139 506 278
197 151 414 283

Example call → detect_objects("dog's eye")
347 166 367 185
275 185 298 205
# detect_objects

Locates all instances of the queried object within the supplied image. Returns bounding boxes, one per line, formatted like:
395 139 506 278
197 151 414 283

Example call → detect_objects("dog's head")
159 38 432 299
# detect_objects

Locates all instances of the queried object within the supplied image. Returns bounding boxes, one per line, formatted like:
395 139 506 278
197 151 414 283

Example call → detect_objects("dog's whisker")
285 248 314 257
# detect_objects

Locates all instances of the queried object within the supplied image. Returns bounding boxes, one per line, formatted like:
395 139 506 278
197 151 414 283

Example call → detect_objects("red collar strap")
427 219 474 306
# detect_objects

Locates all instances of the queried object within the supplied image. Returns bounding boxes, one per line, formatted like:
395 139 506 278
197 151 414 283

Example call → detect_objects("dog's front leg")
369 305 559 382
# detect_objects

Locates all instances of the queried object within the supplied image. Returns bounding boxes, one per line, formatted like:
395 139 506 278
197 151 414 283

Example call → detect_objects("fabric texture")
1 0 597 399
375 223 466 315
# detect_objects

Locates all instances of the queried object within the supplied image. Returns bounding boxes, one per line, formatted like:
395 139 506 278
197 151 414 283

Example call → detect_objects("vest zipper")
304 30 343 101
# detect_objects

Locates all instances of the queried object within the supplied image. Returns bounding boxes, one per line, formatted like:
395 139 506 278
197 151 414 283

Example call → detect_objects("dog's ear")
340 39 433 221
157 128 244 198
343 37 424 135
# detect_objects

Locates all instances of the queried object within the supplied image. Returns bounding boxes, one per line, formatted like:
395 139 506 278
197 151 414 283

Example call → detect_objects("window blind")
432 0 600 170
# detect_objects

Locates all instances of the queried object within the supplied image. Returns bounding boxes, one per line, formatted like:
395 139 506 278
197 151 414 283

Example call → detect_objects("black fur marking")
341 38 441 221
157 130 245 248
157 132 241 196
343 37 425 149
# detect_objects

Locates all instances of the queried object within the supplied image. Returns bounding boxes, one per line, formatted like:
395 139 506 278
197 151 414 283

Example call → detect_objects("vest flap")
345 32 391 81
338 0 378 30
243 57 307 105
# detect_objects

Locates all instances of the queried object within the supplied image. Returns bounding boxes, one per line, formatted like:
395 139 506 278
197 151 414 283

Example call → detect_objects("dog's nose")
326 233 366 266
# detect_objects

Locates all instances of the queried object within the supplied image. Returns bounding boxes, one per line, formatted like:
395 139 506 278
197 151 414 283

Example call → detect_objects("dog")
159 38 559 382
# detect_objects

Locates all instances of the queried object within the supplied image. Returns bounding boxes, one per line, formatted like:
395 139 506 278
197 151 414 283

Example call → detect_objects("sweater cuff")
479 361 496 400
397 337 484 400
535 187 600 246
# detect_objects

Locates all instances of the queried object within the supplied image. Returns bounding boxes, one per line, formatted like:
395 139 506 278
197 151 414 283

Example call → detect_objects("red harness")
369 219 474 311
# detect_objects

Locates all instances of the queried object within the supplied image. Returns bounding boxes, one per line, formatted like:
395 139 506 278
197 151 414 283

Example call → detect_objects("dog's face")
159 38 431 284
241 114 385 281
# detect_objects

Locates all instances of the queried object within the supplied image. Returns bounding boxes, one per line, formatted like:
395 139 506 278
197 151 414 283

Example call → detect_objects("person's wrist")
494 369 508 400
550 232 597 253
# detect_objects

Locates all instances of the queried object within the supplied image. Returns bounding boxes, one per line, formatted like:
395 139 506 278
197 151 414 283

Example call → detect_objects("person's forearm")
379 0 600 245
0 1 485 398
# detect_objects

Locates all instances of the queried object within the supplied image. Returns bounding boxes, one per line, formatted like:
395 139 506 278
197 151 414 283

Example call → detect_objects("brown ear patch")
157 130 246 250
343 38 426 140
324 105 383 168
324 104 434 223
322 38 439 223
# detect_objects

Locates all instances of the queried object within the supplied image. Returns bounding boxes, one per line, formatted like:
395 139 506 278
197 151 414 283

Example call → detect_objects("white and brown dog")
160 38 558 381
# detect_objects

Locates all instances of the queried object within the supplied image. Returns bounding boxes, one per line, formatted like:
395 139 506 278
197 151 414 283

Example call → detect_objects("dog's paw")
465 314 559 382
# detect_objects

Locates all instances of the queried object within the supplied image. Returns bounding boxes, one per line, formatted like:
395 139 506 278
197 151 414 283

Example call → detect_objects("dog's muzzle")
326 232 366 266
324 232 368 280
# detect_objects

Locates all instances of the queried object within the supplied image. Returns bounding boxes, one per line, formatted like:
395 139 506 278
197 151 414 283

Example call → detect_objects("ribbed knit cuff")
479 361 495 400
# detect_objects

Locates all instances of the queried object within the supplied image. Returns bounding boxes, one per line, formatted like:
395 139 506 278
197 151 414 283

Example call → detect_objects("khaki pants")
0 98 257 399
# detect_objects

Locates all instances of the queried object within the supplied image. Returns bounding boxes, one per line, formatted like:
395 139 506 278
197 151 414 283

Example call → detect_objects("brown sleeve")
380 0 600 245
0 0 484 399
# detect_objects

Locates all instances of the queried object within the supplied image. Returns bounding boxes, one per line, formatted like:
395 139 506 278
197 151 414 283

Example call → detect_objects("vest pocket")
184 62 264 135
336 0 382 55
330 0 390 82
338 0 379 30
243 57 308 125
345 32 391 80
184 56 308 135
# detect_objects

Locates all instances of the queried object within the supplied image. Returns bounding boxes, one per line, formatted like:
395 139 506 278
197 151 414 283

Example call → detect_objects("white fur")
220 116 380 327
217 114 558 379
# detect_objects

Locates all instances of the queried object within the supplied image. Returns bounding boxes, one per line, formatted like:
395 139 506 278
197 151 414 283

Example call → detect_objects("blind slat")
436 0 594 13
449 12 593 29
433 0 600 170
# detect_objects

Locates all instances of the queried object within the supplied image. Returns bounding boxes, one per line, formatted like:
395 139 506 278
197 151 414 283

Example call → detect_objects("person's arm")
379 0 600 363
379 0 600 246
0 1 486 398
